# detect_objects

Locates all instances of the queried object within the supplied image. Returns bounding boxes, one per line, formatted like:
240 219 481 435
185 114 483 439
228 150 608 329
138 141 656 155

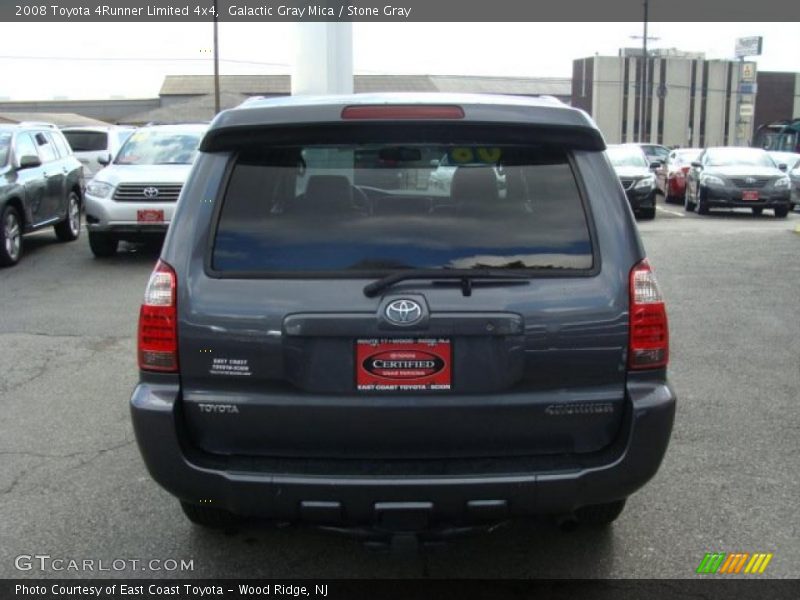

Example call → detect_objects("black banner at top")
3 0 800 22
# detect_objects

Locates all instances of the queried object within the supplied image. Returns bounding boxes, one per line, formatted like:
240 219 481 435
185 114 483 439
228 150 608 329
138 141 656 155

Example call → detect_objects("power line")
0 54 291 67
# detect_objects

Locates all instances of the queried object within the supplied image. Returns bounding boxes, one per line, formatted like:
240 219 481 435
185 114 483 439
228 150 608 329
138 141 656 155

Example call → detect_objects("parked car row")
606 143 797 219
1 122 207 267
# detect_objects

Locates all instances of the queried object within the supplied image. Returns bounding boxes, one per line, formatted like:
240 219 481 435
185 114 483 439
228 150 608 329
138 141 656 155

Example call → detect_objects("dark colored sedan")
607 144 658 219
684 147 792 217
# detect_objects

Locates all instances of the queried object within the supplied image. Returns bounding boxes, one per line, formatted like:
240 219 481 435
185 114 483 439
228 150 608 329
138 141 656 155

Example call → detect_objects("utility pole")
641 0 648 143
630 0 659 143
213 0 220 114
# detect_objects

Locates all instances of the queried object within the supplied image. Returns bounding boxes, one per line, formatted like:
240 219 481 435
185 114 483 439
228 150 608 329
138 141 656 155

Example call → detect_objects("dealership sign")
735 36 763 58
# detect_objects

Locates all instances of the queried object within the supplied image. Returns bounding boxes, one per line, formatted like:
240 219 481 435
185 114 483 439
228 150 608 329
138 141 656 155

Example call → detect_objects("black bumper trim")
130 377 676 524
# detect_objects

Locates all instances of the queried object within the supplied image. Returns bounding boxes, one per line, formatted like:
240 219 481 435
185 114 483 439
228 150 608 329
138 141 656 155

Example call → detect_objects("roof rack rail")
143 121 211 126
16 121 58 129
535 95 564 104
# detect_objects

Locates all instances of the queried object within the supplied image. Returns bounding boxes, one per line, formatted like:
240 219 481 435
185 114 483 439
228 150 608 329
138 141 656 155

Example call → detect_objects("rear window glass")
212 143 593 274
63 131 108 152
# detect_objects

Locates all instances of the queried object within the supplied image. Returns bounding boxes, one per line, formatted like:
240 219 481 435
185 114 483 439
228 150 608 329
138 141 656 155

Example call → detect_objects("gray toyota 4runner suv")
131 94 676 538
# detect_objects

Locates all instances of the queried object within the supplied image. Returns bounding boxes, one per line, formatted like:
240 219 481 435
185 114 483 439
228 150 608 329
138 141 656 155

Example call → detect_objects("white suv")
83 124 207 257
61 126 135 178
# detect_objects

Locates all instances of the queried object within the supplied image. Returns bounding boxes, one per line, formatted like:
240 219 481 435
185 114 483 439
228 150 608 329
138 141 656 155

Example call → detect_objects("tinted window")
0 133 10 166
34 132 57 163
212 143 593 273
15 133 38 162
63 130 108 152
115 129 202 165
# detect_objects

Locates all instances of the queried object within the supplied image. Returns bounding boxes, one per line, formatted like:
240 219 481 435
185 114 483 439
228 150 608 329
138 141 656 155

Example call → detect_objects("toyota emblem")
143 187 160 199
385 299 423 325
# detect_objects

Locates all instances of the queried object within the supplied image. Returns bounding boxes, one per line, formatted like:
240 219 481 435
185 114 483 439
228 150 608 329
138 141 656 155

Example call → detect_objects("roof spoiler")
201 122 606 153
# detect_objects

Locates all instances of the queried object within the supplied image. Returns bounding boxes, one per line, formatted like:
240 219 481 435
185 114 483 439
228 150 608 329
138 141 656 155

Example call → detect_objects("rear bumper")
667 176 686 197
84 193 175 232
130 375 676 525
625 188 656 211
703 186 791 208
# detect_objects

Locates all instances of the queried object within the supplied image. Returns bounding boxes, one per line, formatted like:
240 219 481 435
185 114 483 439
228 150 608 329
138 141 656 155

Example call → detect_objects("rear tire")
1 204 23 267
54 191 81 242
684 188 696 212
575 499 626 527
696 189 710 215
774 206 788 218
180 501 242 529
88 231 118 257
751 207 763 216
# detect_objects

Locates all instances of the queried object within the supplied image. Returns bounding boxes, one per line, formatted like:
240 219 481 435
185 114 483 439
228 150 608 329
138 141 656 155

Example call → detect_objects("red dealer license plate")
742 190 759 201
137 209 164 223
356 338 452 392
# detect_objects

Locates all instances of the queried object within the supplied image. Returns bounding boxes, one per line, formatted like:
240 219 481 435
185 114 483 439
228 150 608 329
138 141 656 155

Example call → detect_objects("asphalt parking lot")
1 199 799 579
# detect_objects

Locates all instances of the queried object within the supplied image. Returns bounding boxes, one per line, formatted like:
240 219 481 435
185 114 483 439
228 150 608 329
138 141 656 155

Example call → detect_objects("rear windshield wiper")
363 269 531 298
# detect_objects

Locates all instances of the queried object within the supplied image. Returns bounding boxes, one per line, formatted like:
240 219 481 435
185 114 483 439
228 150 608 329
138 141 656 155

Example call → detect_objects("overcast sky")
0 22 797 100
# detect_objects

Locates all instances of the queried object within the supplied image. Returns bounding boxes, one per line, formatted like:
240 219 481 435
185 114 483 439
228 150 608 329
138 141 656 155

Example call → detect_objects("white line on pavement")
657 206 686 217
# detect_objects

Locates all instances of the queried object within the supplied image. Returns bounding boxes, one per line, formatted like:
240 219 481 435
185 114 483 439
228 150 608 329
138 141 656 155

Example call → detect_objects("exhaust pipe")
555 513 579 532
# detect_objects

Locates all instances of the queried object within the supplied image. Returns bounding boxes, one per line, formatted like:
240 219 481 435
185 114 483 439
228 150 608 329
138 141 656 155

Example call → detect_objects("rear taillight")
138 259 178 372
341 105 465 120
628 259 669 370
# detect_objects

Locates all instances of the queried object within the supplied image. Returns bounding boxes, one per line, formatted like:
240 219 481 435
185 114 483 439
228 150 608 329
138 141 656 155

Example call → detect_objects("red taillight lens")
138 259 177 372
628 259 669 370
341 105 465 120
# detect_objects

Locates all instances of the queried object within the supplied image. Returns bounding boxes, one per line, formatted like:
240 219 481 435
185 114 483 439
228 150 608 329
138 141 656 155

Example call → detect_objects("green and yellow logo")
696 552 773 575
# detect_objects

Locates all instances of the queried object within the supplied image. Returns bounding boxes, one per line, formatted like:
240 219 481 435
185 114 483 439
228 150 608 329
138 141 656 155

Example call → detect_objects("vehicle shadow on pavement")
693 209 790 220
16 231 66 259
181 517 618 578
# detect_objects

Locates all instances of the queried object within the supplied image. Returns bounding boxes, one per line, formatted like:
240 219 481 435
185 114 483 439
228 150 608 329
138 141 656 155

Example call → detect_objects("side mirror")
690 161 703 169
649 161 663 170
18 155 41 169
97 153 112 166
778 163 787 172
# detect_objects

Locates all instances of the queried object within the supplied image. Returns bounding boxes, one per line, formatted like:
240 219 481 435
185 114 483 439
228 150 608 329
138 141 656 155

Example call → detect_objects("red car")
659 148 702 204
